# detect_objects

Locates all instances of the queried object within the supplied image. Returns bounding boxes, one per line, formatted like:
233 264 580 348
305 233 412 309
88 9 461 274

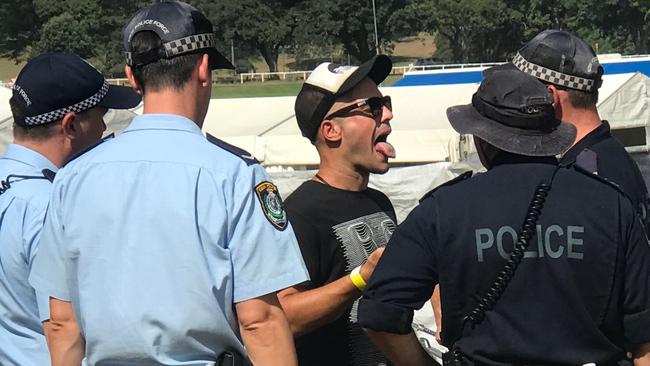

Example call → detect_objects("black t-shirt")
561 121 650 231
359 156 650 365
285 180 396 366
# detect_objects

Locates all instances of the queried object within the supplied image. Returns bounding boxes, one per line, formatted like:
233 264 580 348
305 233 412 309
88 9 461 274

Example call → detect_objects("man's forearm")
237 293 298 366
45 298 84 366
367 330 433 366
278 275 360 336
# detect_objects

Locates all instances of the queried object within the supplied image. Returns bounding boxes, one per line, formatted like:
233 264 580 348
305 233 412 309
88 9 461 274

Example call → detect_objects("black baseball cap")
11 52 141 127
447 65 576 156
295 55 392 141
123 1 234 70
512 29 603 92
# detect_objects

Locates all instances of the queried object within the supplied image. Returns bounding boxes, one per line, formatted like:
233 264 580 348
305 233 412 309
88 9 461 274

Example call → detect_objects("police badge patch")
255 181 287 230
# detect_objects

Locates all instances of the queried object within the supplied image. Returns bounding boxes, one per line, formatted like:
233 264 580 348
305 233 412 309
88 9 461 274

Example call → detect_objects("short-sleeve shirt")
29 114 310 365
284 181 396 366
359 156 650 365
0 144 56 366
561 121 650 231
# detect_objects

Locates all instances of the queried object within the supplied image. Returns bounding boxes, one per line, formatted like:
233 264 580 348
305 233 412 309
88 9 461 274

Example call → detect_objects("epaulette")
419 171 472 203
64 133 115 166
570 163 629 199
206 133 259 166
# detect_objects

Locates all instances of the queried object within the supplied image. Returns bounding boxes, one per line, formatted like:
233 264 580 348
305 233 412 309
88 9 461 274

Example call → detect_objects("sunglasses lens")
368 97 391 118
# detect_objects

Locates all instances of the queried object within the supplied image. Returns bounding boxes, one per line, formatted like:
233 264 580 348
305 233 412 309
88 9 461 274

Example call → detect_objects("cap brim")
447 105 576 156
208 48 235 70
98 84 142 110
337 54 392 96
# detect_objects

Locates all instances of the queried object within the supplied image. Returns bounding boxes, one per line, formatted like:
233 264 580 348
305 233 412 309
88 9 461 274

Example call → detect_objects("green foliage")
0 0 648 75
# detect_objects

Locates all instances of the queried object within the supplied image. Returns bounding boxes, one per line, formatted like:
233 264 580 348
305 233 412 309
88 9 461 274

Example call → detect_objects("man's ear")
125 65 142 94
320 120 342 143
547 84 561 108
197 54 210 88
60 112 78 139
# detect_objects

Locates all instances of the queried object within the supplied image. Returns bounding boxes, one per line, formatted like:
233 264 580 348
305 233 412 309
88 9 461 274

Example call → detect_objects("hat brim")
208 48 235 70
447 105 576 156
337 54 392 96
98 84 142 110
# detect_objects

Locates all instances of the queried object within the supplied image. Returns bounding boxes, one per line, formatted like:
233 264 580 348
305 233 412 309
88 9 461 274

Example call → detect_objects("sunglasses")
325 96 392 121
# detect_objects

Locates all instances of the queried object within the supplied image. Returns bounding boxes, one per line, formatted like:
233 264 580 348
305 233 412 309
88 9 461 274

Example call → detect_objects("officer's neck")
14 135 68 168
558 104 601 147
141 83 207 127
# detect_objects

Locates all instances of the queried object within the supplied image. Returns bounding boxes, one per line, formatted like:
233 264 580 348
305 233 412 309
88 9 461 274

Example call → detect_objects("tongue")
375 142 396 159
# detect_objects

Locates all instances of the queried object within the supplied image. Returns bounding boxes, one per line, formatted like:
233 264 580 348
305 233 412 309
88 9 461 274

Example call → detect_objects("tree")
296 0 408 63
0 0 40 61
201 0 300 73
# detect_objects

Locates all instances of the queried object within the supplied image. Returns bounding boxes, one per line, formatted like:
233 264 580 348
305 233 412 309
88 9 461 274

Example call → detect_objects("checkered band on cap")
512 52 595 92
163 33 215 57
125 33 216 65
23 81 109 126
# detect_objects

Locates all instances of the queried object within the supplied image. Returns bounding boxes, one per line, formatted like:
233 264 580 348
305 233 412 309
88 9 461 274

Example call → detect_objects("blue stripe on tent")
392 71 484 86
602 60 650 76
392 60 650 87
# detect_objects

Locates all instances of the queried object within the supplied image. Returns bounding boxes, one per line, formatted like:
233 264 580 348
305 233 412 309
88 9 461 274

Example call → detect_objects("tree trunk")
258 42 279 73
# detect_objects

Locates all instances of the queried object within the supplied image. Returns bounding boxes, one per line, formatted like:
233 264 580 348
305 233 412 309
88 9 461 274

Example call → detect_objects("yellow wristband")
350 266 367 291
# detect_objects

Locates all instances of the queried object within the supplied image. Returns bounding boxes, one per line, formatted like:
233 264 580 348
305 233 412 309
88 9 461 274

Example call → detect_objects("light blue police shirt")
0 144 56 366
29 114 309 366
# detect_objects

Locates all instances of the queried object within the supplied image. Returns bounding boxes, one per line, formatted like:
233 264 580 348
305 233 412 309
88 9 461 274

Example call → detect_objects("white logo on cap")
12 84 31 107
129 19 170 41
332 65 355 74
587 57 598 73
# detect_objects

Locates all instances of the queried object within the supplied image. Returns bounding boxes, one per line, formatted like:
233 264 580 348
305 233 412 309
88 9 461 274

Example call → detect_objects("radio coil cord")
463 165 561 328
0 170 56 196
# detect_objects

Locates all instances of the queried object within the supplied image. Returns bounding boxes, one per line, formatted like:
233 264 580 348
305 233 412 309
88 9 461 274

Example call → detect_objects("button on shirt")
0 144 56 366
29 114 310 365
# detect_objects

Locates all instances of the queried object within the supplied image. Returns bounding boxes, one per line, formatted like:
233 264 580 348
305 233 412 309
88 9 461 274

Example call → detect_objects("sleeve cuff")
625 308 650 344
358 298 414 334
233 269 310 303
28 273 71 303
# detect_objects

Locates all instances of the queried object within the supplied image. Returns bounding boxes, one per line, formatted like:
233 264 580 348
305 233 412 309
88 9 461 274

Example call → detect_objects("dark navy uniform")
358 155 650 365
561 121 649 231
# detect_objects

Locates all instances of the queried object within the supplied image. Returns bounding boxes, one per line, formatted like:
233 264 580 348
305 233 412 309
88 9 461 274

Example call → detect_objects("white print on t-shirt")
332 211 396 366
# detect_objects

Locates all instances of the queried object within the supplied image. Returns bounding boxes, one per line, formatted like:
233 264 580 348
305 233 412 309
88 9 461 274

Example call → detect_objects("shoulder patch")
64 133 114 166
575 148 598 174
255 181 287 230
419 171 473 203
571 163 628 198
206 133 259 166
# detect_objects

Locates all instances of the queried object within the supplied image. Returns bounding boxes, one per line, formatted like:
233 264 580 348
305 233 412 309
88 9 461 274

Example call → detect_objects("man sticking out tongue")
278 55 398 366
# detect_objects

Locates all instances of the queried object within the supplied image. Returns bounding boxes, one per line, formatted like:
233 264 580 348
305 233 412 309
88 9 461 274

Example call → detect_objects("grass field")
0 58 24 81
212 74 403 99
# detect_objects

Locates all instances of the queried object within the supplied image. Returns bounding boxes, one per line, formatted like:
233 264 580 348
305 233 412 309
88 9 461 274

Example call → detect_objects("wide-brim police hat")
123 1 234 70
447 64 576 157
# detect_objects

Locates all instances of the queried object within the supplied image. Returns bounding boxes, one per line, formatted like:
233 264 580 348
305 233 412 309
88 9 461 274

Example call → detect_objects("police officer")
28 2 309 365
0 53 140 366
512 29 650 231
357 66 650 365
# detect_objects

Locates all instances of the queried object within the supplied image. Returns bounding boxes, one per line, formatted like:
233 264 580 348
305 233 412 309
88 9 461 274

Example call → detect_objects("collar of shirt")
490 151 558 168
561 121 611 163
1 144 58 173
123 114 203 136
